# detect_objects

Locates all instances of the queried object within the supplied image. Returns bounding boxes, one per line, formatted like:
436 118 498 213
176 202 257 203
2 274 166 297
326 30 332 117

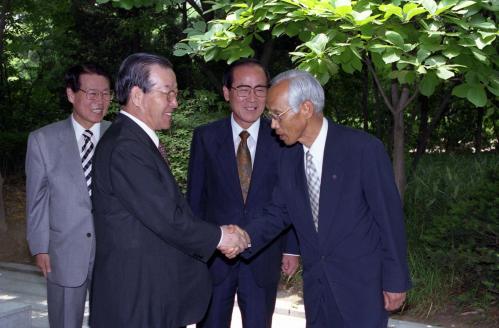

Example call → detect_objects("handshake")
217 225 251 259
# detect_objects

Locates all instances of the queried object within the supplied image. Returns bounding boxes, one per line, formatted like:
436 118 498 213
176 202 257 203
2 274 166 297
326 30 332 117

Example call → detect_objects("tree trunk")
361 66 369 132
474 107 484 152
0 172 7 232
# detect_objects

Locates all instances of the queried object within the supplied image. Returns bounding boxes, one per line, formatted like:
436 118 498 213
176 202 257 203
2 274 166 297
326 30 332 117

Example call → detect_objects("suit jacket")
90 114 221 328
187 118 299 288
244 120 411 326
26 116 110 287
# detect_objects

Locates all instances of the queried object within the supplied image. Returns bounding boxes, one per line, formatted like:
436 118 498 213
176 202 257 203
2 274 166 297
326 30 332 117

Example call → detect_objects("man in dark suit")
90 53 249 328
242 70 411 327
26 63 112 328
187 59 299 328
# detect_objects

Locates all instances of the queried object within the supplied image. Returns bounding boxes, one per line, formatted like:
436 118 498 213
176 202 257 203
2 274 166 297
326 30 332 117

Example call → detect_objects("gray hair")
271 70 324 113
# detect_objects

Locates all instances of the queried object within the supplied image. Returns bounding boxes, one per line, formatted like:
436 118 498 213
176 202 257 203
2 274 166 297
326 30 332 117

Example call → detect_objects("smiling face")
223 64 268 129
133 64 178 131
67 73 111 129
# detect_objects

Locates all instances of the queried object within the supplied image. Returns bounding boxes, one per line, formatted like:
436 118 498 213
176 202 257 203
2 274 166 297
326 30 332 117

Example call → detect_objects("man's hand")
35 253 51 278
281 255 300 276
383 291 406 311
218 225 251 259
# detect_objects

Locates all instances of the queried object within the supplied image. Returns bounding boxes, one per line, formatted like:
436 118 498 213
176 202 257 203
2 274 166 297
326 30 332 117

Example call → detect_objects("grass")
404 152 498 320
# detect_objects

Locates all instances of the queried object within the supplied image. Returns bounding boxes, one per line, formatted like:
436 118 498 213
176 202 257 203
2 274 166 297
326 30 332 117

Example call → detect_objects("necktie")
237 131 252 203
81 129 94 196
306 151 320 231
158 142 170 166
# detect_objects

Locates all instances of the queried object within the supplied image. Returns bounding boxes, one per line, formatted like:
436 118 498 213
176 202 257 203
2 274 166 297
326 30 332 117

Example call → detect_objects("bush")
159 89 228 192
405 153 499 313
0 131 29 175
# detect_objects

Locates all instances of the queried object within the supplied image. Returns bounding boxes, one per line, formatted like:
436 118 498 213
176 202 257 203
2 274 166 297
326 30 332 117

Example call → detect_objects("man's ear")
130 86 144 109
299 100 315 119
66 88 75 104
222 86 231 102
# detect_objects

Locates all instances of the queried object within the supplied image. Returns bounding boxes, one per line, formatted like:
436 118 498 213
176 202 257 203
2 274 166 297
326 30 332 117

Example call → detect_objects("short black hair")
64 63 112 92
222 58 270 89
115 52 173 105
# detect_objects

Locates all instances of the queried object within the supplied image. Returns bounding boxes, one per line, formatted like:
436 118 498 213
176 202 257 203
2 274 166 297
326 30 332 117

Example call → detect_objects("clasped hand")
217 225 251 259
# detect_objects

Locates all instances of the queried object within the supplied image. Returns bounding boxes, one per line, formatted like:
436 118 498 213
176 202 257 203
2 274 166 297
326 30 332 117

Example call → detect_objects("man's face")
266 81 307 146
141 65 178 131
67 73 111 129
223 64 267 129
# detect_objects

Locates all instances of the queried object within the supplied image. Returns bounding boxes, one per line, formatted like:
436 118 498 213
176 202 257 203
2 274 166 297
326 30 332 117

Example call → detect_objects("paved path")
0 262 438 327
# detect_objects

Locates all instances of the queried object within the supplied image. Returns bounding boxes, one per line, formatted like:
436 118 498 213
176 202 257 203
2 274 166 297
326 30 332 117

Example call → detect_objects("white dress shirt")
71 114 101 157
302 117 329 181
231 114 260 167
120 110 159 147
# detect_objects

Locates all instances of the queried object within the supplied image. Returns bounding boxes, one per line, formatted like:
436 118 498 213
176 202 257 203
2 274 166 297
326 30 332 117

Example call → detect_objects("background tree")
174 0 498 197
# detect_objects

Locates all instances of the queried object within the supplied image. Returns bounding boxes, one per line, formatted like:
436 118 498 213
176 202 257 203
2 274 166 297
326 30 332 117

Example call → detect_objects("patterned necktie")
306 151 320 231
237 131 252 203
81 129 94 196
158 142 170 166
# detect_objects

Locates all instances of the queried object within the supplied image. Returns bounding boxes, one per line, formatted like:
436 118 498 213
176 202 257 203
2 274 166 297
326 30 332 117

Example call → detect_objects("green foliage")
176 0 498 108
158 89 228 191
0 132 29 175
405 153 499 310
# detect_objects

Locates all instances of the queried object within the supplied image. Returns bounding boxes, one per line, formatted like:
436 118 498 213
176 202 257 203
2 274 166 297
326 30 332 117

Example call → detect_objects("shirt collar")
230 114 260 143
71 114 101 141
120 110 159 147
303 117 328 158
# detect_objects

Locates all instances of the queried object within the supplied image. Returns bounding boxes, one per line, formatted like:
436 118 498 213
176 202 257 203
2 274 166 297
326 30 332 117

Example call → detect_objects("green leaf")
305 33 329 55
385 31 404 47
420 72 439 96
379 4 403 19
421 0 437 14
436 67 455 79
452 83 468 98
382 51 400 64
351 10 372 21
466 84 487 107
471 48 488 63
417 48 431 62
405 7 427 21
443 46 461 59
424 56 446 67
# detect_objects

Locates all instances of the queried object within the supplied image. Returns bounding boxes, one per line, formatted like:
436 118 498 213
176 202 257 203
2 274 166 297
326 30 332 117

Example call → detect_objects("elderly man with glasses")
187 58 300 328
26 63 113 328
241 69 412 328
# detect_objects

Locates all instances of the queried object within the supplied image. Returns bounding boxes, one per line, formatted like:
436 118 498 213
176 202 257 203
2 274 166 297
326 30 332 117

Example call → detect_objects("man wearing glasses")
187 58 299 328
26 63 113 327
242 70 411 327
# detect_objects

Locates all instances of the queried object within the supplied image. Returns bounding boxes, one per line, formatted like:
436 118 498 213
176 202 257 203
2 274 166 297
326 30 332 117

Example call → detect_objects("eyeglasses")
78 89 113 101
231 85 268 98
150 88 178 102
263 108 292 122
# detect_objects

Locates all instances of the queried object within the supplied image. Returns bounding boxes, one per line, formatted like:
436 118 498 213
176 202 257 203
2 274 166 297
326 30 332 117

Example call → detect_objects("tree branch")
365 56 394 113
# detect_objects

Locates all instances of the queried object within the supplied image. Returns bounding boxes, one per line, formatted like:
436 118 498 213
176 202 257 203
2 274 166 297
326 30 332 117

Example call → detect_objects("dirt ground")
1 175 497 328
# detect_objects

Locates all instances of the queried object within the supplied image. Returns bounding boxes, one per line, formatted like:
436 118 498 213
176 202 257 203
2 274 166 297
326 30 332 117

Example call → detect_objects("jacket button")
86 233 92 238
321 255 325 261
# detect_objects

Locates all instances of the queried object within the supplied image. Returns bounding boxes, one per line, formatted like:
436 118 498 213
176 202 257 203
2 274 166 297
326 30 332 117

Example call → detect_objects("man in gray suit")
25 63 113 328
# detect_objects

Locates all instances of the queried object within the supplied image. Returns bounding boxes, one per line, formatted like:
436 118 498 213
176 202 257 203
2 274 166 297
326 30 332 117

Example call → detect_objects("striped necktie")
306 150 320 231
237 131 252 204
81 129 94 196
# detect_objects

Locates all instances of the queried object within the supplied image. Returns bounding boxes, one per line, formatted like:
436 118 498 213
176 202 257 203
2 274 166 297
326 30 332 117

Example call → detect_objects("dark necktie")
158 142 170 166
81 129 94 196
237 131 252 203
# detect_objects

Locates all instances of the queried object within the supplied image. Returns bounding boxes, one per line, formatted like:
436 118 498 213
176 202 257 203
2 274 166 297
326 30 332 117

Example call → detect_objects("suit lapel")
246 120 272 204
57 117 90 203
215 119 242 202
318 121 343 246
